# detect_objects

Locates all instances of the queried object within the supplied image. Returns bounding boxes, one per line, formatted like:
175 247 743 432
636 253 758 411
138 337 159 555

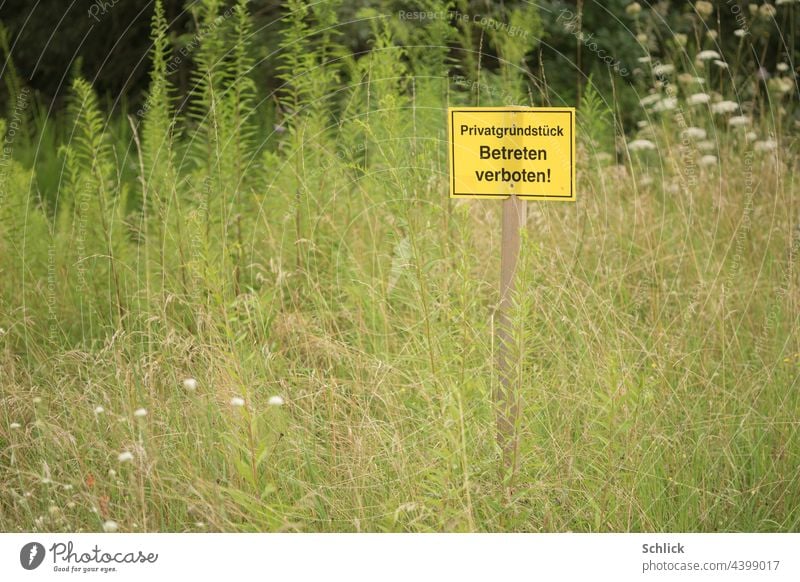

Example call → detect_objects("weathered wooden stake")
496 194 527 478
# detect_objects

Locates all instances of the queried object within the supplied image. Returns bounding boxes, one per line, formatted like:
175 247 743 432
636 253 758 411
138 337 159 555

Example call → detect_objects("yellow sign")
448 107 576 201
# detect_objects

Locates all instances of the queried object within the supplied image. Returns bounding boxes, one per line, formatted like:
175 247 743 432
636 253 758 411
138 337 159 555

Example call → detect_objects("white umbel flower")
697 140 715 152
268 396 285 407
653 63 675 75
627 139 657 152
696 50 721 61
728 115 751 127
682 127 707 140
230 397 245 407
754 139 778 152
711 100 738 114
639 93 662 107
103 520 119 533
117 451 134 463
688 93 711 105
183 378 198 391
700 154 718 166
653 97 678 112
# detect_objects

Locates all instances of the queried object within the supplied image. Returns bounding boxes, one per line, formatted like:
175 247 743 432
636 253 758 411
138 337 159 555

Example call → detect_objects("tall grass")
0 0 798 532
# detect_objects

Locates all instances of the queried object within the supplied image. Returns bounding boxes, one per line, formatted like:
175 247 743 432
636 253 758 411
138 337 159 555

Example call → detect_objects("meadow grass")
0 0 798 532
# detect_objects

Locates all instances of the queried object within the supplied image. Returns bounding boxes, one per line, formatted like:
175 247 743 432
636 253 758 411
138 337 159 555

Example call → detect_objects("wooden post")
496 194 527 479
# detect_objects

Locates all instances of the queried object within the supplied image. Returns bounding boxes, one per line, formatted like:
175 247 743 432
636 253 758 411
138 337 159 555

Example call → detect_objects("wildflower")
10 422 21 429
682 127 707 140
776 63 789 72
637 56 652 64
706 30 718 40
697 50 721 61
728 115 751 127
117 451 134 463
639 93 661 107
639 175 654 187
714 60 729 69
700 154 718 166
625 2 642 16
0 327 5 335
745 131 758 141
653 63 675 76
749 3 758 14
94 406 105 415
103 520 119 533
32 397 42 404
183 378 198 391
674 33 688 47
133 408 147 418
776 0 797 5
653 97 678 112
108 469 116 477
636 33 648 44
754 139 778 152
695 1 714 18
637 120 649 129
688 93 711 105
697 140 715 151
627 139 656 152
268 395 285 407
711 100 738 114
230 397 245 407
734 29 747 38
759 4 777 17
67 502 76 509
769 77 794 95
